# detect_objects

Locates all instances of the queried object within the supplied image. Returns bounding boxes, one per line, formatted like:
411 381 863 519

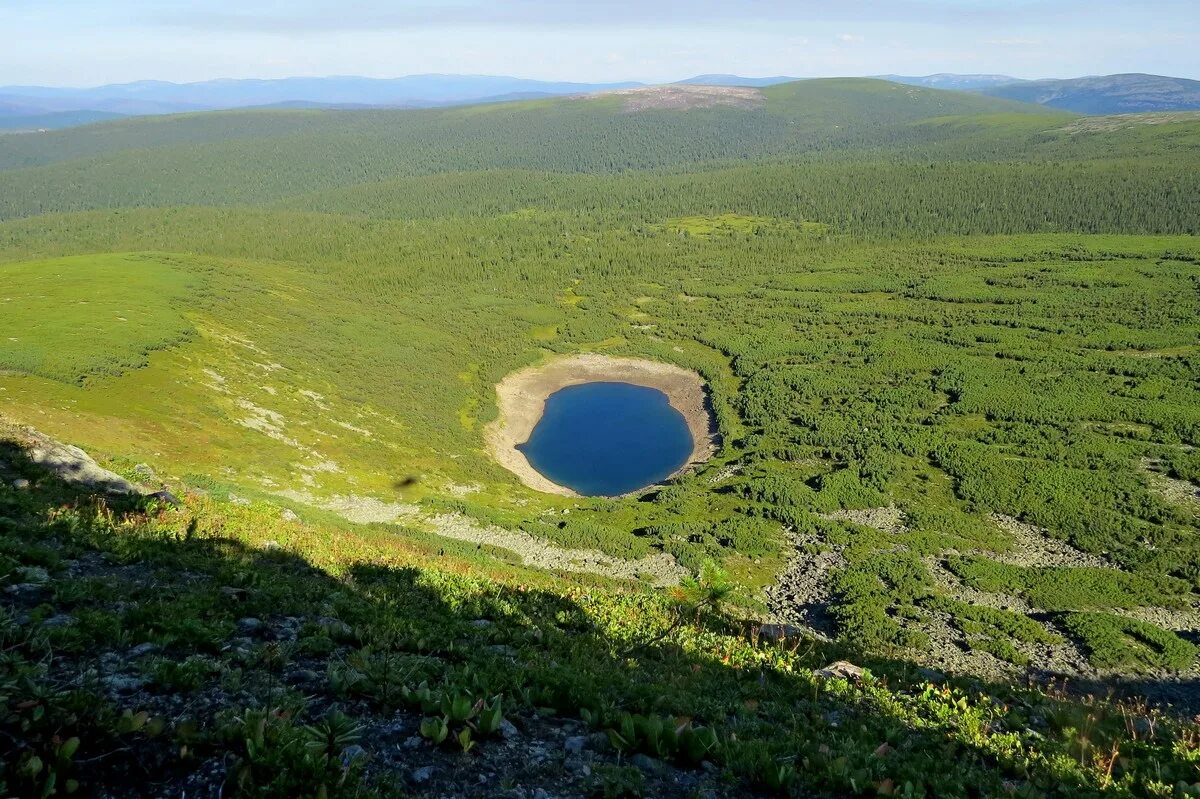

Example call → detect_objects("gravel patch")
275 489 686 586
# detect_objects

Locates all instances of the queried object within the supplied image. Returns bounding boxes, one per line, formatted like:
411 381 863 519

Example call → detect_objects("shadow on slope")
1 434 1198 797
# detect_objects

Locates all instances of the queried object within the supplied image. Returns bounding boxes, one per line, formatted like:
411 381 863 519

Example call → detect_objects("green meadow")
2 79 1200 796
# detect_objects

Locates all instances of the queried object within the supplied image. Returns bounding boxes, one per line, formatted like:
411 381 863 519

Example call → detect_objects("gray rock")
290 669 321 684
148 490 182 508
128 642 161 659
403 736 423 749
237 617 265 634
134 463 157 480
498 718 520 739
11 478 30 490
410 766 434 784
17 566 49 584
815 660 867 681
587 732 610 751
104 675 146 693
228 493 251 506
340 744 367 766
24 435 135 495
630 754 664 773
280 508 300 522
4 583 47 599
318 617 353 639
41 614 75 628
564 735 587 754
470 618 493 627
759 623 804 642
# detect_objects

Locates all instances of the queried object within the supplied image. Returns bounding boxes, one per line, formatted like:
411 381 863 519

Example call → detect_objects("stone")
815 660 866 681
41 614 75 628
4 583 47 599
229 493 251 506
237 617 265 634
128 642 162 659
148 490 182 508
403 736 423 749
918 667 946 683
104 675 146 693
498 718 520 739
281 508 300 522
564 735 587 754
470 618 493 627
410 766 434 784
759 623 804 642
17 566 49 584
340 744 367 766
25 435 135 494
319 617 354 639
134 463 156 479
11 478 30 490
630 753 664 773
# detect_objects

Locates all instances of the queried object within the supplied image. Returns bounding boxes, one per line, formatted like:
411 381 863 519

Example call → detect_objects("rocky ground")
767 505 1200 709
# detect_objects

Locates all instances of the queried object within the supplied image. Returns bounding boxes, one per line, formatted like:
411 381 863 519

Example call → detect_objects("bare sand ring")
485 353 716 496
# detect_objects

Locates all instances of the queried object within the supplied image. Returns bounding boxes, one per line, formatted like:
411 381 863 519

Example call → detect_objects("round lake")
517 381 694 496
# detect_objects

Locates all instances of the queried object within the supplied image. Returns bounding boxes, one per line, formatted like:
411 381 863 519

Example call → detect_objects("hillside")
2 77 1200 797
982 73 1200 114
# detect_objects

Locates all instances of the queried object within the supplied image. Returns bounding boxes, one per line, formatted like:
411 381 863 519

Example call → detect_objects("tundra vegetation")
1 79 1200 796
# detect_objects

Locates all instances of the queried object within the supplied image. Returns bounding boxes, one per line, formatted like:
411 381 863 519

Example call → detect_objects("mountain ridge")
980 72 1200 114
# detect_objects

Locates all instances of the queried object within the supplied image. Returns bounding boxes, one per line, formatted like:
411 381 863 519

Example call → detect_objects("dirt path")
485 353 715 496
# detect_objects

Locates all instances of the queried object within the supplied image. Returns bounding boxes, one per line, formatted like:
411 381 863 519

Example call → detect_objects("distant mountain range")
979 73 1200 114
875 74 1024 91
2 72 1197 131
675 74 800 87
0 75 645 130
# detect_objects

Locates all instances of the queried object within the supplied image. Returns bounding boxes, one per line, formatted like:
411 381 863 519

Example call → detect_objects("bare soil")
593 85 765 113
485 353 715 497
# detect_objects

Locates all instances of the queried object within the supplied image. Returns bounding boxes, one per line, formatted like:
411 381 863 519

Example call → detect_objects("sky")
2 0 1198 87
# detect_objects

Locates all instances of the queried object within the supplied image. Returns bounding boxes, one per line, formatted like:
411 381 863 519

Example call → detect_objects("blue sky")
3 0 1197 86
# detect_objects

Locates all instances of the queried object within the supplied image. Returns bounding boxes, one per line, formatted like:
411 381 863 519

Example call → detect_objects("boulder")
815 660 867 681
759 623 804 642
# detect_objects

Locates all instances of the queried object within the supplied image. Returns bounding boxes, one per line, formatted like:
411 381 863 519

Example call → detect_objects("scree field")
2 80 1200 798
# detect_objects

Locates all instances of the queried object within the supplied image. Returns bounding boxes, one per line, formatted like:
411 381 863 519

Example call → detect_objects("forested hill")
0 78 1058 173
0 77 1196 236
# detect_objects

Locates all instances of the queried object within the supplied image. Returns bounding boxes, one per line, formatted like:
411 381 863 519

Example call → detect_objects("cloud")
837 34 865 43
986 37 1043 46
144 0 1161 34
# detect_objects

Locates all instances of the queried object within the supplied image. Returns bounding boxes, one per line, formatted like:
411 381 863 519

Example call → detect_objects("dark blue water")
518 381 694 496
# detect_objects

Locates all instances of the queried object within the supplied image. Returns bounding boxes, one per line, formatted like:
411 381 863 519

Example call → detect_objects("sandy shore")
485 353 716 496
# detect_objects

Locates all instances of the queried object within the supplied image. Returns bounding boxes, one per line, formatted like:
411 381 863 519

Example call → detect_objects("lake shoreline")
485 353 716 497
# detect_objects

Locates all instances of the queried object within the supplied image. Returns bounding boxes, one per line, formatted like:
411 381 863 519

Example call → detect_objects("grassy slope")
4 433 1200 798
1 79 1200 796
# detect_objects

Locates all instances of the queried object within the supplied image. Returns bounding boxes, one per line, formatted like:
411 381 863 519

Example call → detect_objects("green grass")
1060 612 1198 671
945 557 1193 611
0 253 198 384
